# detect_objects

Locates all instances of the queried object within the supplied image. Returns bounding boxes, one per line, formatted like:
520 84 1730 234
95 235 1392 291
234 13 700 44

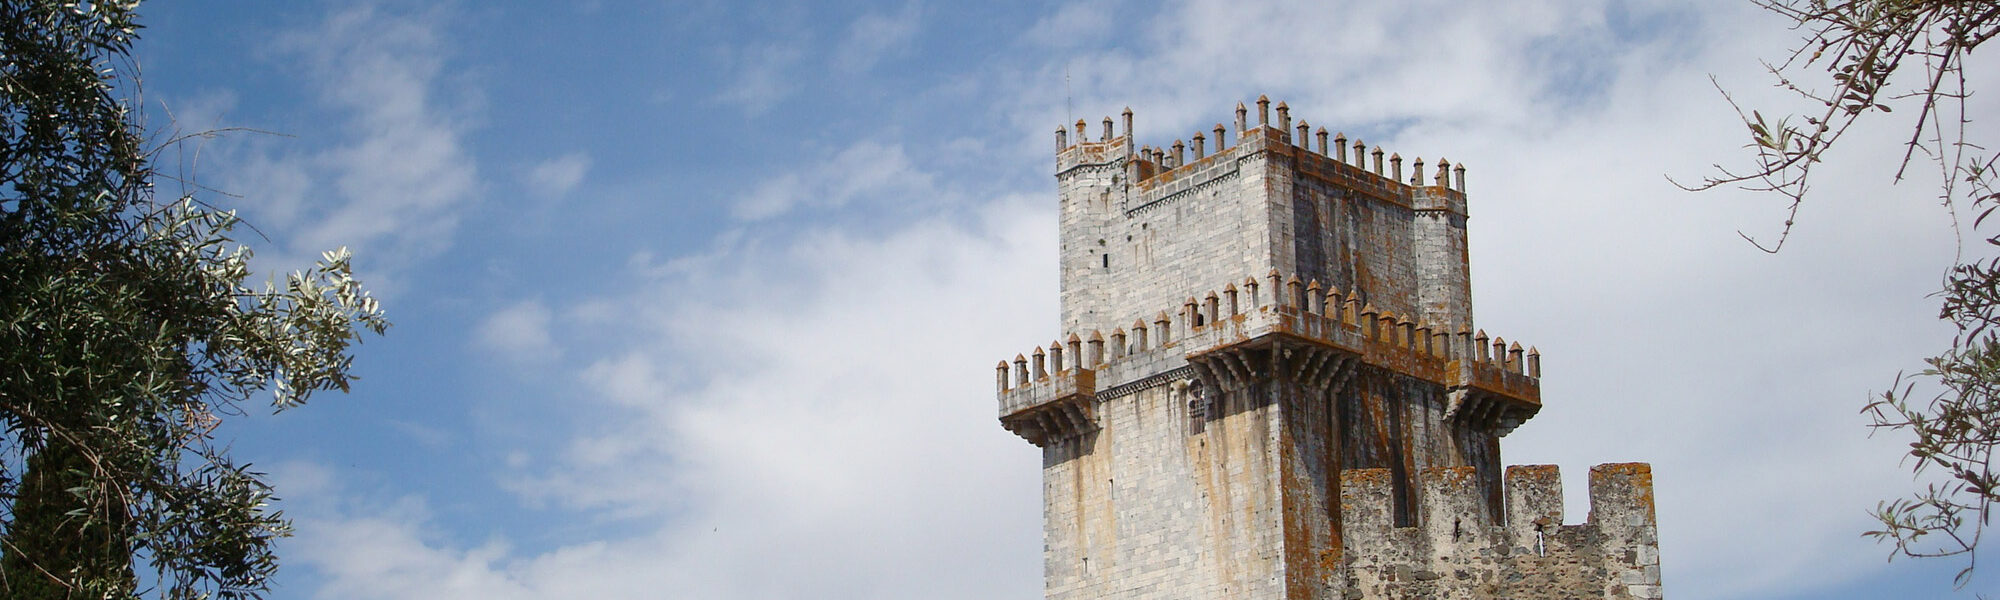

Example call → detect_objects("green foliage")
1686 0 2000 588
1 441 135 600
0 1 388 598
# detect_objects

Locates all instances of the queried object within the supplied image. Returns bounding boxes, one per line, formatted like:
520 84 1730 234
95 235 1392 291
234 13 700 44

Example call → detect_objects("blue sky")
127 1 1999 598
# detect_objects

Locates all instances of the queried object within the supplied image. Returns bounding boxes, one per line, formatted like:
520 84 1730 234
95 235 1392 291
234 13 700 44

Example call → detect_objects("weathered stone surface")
999 101 1661 599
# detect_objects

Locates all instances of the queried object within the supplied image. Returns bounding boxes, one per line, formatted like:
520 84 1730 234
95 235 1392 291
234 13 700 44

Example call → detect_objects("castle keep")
993 97 1662 599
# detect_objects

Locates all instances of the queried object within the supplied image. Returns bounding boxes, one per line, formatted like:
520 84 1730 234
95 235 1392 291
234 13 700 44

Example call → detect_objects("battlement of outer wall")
995 267 1541 448
1342 463 1662 599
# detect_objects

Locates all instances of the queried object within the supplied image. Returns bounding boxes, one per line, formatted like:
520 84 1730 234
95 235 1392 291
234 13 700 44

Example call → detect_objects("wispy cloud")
1020 0 1116 49
733 140 937 221
524 152 591 199
474 299 558 364
833 1 923 73
713 41 805 115
200 5 477 280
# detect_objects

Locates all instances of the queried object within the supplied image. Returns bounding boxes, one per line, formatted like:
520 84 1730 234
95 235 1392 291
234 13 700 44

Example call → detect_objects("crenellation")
1088 330 1105 367
1068 334 1084 371
1417 466 1492 552
1503 464 1563 545
995 268 1544 448
1123 107 1135 155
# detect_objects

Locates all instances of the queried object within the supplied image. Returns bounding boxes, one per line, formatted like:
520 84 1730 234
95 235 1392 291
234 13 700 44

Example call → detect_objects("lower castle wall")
1341 464 1662 600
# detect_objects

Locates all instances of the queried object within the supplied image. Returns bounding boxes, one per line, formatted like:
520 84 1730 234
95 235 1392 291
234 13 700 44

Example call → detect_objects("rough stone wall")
1340 464 1662 599
1040 379 1288 600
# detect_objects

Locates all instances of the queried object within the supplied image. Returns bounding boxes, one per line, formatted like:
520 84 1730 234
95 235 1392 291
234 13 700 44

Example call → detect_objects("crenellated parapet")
1058 95 1470 214
995 268 1542 447
1341 463 1661 599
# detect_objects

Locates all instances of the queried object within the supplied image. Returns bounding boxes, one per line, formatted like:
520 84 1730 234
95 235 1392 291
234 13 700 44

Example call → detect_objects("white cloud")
201 5 477 281
1022 0 1116 49
833 1 922 73
475 300 558 363
295 189 1055 599
524 152 591 198
713 42 804 115
733 140 938 220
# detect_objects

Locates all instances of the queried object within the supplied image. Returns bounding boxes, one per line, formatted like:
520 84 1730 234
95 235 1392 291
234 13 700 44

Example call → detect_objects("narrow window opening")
1535 527 1547 557
1452 518 1462 542
1103 254 1110 269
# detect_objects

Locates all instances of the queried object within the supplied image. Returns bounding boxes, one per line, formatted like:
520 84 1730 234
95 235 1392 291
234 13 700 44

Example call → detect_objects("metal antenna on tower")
1065 63 1073 126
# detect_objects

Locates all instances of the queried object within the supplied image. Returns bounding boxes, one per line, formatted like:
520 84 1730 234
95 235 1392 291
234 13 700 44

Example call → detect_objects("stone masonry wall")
1341 464 1662 599
1057 100 1473 339
1041 379 1286 600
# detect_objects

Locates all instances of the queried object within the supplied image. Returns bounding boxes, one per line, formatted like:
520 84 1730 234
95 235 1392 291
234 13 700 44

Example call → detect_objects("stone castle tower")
992 97 1662 599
